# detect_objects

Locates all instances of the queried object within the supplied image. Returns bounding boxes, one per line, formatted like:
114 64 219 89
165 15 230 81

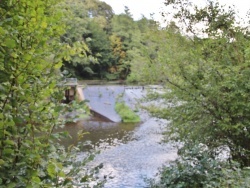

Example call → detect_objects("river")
60 116 177 187
60 85 177 187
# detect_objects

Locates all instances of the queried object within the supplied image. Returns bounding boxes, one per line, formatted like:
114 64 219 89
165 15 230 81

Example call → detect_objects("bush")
115 102 140 123
0 1 100 187
149 144 250 188
144 0 250 167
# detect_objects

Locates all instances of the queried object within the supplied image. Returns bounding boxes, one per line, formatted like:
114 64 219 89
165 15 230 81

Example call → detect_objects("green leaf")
31 176 41 184
83 67 94 74
23 54 32 61
47 163 56 178
4 139 16 146
5 38 16 48
3 148 14 155
41 21 47 29
11 52 18 58
0 27 5 35
0 159 5 166
58 171 65 178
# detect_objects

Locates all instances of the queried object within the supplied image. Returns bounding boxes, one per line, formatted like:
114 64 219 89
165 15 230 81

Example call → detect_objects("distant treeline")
60 0 182 82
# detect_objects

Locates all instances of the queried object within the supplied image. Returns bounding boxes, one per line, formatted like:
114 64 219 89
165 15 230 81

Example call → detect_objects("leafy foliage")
127 21 182 84
59 0 96 78
60 0 166 81
144 0 250 167
84 21 115 79
149 144 250 188
122 0 250 187
110 13 143 79
61 0 117 80
0 0 98 187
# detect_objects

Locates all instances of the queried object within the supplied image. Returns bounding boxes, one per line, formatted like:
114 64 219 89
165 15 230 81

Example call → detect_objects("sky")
101 0 250 25
101 0 165 20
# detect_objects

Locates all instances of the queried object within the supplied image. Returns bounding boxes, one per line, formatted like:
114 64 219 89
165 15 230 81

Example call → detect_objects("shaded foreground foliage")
149 144 250 188
0 0 103 187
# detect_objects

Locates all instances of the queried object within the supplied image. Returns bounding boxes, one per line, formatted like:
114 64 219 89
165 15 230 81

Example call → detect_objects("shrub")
149 144 250 188
115 102 140 123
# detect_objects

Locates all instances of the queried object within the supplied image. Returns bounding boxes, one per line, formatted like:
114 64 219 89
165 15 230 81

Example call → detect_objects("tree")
127 19 183 84
146 0 250 167
110 14 142 79
83 21 115 79
84 0 113 31
60 0 95 78
61 0 116 79
0 0 94 186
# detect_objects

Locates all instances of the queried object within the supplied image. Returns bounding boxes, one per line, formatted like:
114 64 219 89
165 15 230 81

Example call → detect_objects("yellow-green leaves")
0 159 5 166
41 21 47 29
0 27 5 35
23 54 32 61
0 0 102 187
0 0 75 187
4 38 16 48
47 161 65 178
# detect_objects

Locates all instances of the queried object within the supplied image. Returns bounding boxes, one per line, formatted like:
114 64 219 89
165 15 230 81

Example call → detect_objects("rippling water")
58 84 177 187
58 116 139 150
59 115 177 188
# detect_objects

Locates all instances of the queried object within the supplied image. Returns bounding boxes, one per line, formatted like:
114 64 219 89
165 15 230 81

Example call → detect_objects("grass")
115 102 140 123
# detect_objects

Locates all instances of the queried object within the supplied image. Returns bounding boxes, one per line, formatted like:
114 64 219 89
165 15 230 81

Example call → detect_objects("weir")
81 85 147 122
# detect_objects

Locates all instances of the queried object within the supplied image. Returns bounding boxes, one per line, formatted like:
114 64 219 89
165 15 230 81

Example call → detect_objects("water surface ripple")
78 117 177 188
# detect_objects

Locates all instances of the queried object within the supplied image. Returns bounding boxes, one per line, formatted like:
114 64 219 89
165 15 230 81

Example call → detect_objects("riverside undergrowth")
0 1 103 187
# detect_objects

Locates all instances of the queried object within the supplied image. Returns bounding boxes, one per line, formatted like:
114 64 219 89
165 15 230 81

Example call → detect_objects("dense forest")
60 0 174 82
1 0 250 187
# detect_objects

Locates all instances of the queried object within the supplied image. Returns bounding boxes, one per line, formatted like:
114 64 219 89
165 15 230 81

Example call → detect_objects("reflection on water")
80 117 178 188
54 84 178 187
56 113 177 187
56 115 140 151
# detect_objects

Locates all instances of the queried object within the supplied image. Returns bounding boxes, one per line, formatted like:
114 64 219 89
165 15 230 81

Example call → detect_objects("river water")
60 85 177 187
61 116 177 188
